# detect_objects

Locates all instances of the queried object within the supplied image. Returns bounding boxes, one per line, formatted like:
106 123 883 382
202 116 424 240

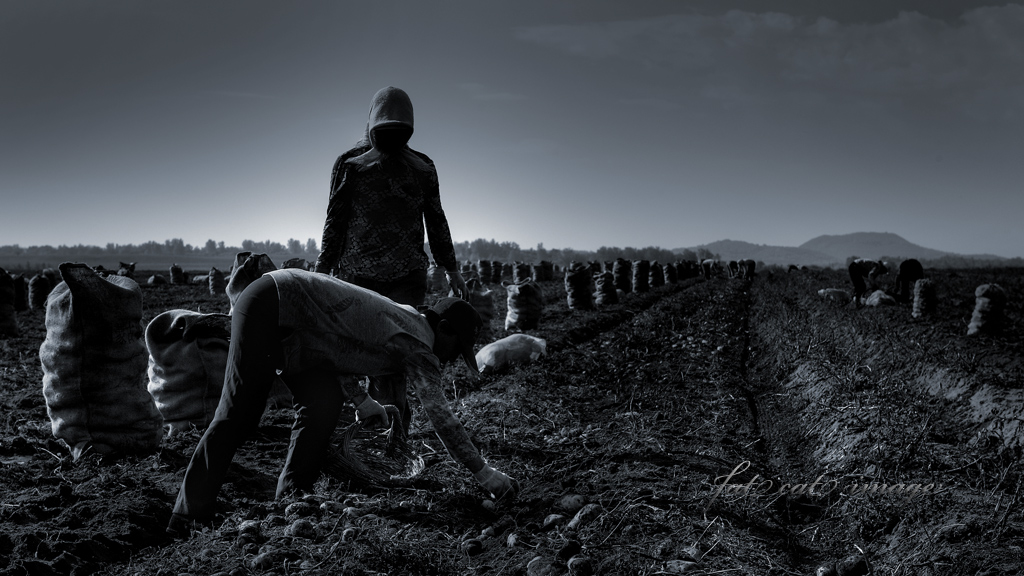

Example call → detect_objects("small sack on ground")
40 263 163 460
864 290 896 307
475 334 547 374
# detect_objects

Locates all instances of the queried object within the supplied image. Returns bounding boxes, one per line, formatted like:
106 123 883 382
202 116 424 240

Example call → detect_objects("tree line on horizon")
0 238 715 270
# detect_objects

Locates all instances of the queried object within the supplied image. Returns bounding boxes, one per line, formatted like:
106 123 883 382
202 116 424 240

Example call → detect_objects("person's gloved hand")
446 270 470 301
473 464 519 500
355 395 389 428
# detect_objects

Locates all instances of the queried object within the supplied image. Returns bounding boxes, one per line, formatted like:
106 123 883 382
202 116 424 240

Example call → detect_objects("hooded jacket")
314 87 460 282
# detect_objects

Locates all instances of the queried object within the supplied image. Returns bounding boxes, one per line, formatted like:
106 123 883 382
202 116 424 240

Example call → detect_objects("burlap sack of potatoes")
225 252 277 314
40 263 163 460
0 267 19 337
967 283 1006 336
208 266 226 296
595 271 618 306
564 261 594 311
631 260 651 293
504 278 544 331
145 309 231 434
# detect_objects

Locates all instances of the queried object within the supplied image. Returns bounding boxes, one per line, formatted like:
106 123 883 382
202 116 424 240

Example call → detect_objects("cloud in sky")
516 6 1024 121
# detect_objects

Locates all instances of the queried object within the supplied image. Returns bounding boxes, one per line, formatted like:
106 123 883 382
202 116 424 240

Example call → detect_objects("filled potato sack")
0 267 19 337
613 258 631 294
29 273 53 310
649 261 665 288
39 263 163 460
475 333 547 375
147 274 168 286
490 260 504 284
11 273 28 312
476 260 492 284
169 263 186 285
116 261 136 279
631 260 651 293
465 278 496 344
504 278 544 331
967 283 1006 336
564 261 594 311
225 252 277 313
282 257 309 270
426 263 449 293
146 310 231 434
208 266 226 296
664 263 678 284
595 271 618 306
512 262 532 284
912 278 936 319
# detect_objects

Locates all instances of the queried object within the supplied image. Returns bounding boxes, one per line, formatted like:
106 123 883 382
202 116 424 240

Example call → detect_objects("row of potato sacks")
37 255 288 460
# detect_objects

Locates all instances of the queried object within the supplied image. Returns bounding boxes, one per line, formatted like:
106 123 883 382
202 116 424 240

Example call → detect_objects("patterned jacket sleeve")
418 155 460 272
404 351 486 474
314 156 352 274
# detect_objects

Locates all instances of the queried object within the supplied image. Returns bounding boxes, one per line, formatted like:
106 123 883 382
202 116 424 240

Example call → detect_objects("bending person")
168 269 516 537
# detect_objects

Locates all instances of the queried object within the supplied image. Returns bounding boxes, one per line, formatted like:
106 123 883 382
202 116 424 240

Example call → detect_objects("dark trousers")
172 275 346 521
349 269 427 434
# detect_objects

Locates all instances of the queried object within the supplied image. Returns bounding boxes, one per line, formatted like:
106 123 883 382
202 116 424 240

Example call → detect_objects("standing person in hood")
314 86 469 302
314 87 471 432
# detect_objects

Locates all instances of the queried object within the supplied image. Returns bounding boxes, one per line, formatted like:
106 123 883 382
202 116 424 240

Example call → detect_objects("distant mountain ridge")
674 232 1007 267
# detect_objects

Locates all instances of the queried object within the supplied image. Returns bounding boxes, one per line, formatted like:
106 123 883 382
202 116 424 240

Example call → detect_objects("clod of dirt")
566 503 602 530
556 539 582 561
341 527 358 542
567 555 594 576
284 501 317 520
481 498 496 511
284 518 316 539
816 564 838 576
555 494 587 514
663 559 700 574
836 555 869 576
319 500 344 514
527 555 567 576
461 538 484 556
543 513 567 530
238 519 260 537
506 533 519 547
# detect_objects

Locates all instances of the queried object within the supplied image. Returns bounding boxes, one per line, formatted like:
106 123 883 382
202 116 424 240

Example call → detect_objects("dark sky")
2 0 1022 257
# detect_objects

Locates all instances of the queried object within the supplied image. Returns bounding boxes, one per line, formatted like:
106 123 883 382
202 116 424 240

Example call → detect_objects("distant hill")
799 232 951 262
673 239 840 267
674 232 1013 268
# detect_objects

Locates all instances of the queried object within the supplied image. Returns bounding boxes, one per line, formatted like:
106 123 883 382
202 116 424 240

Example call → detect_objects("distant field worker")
892 258 925 303
848 258 889 307
313 86 469 304
168 269 517 537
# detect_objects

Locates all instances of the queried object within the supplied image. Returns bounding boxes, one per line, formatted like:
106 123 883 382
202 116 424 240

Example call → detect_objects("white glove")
355 395 389 428
473 464 518 499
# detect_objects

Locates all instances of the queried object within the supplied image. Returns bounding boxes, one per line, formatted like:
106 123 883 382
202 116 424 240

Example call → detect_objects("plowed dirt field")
1 266 1021 575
